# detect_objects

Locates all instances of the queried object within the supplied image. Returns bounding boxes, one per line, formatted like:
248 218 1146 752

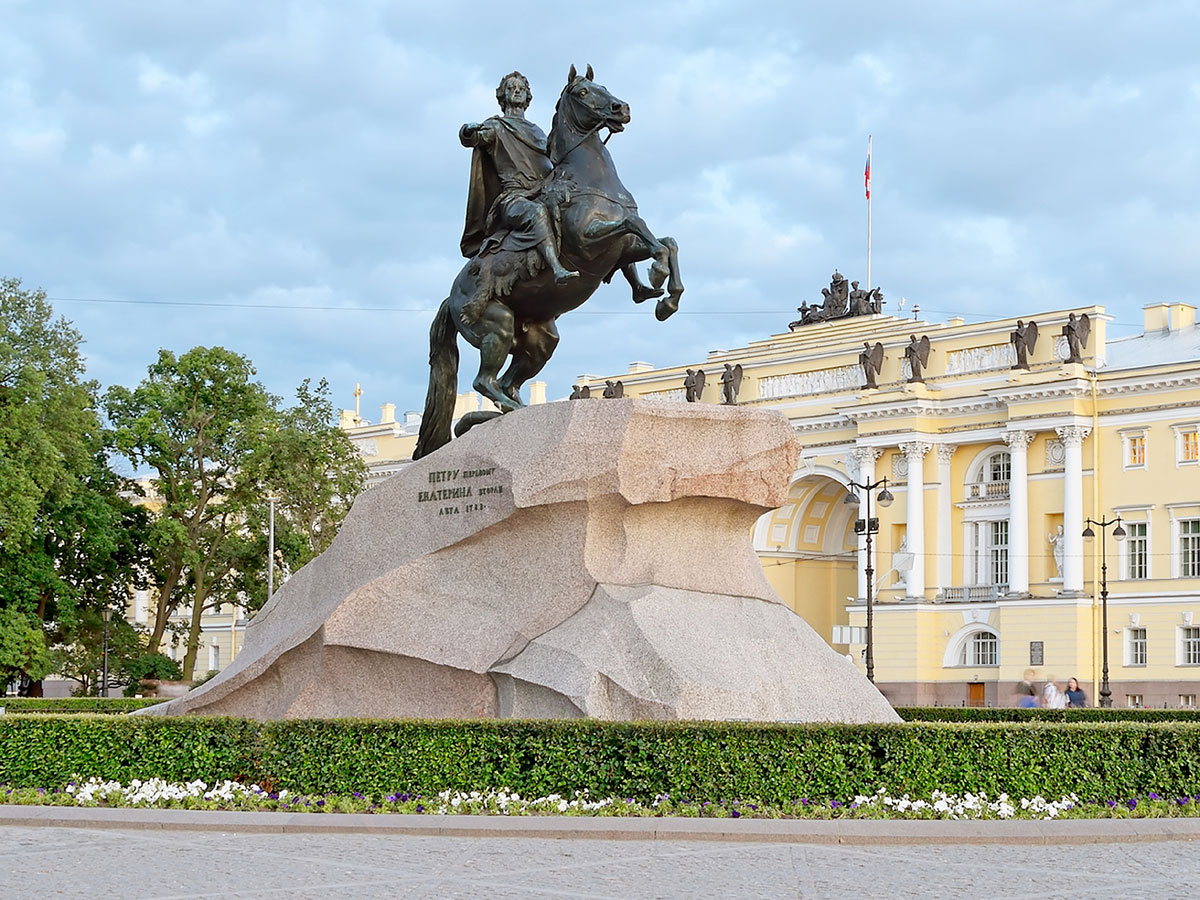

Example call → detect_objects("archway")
755 472 860 644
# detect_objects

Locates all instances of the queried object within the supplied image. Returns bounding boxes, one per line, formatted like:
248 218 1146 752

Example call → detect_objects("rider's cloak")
460 115 554 259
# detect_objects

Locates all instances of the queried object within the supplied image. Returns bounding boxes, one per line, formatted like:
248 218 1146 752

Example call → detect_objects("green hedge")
4 716 1200 802
0 698 168 715
897 707 1200 723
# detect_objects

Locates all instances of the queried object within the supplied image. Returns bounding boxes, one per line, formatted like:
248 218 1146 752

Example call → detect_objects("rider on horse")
459 72 579 286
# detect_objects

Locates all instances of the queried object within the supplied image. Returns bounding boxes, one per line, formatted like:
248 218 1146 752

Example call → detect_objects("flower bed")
4 779 1199 821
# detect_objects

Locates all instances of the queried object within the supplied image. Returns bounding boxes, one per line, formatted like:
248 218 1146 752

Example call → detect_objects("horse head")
550 64 631 164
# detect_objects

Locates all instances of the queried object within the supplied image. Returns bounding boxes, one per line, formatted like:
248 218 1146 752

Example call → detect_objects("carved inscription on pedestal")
417 466 506 517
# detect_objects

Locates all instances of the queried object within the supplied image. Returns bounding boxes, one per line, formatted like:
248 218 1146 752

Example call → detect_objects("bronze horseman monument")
146 69 897 723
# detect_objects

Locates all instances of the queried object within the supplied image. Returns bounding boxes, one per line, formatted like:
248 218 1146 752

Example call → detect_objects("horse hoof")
632 286 664 303
655 296 679 321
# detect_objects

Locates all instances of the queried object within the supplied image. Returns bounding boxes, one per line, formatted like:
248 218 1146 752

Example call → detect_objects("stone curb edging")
3 806 1200 844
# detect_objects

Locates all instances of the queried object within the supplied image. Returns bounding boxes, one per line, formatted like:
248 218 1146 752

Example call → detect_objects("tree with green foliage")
233 378 365 611
0 608 53 693
106 346 276 679
0 278 148 693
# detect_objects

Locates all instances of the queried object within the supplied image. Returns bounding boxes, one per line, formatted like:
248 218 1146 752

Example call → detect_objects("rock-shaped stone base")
144 400 898 723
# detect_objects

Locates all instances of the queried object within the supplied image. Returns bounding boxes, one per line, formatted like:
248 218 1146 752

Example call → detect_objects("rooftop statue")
904 334 931 383
414 66 684 459
859 341 884 389
1010 319 1039 370
720 363 743 405
789 271 883 329
1062 312 1090 364
683 368 705 402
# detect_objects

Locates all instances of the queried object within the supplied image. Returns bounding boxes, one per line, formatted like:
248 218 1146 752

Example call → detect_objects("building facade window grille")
1126 522 1149 580
989 520 1009 586
1126 434 1146 468
1181 519 1200 577
1180 434 1200 468
959 631 999 667
1126 627 1148 667
1180 626 1200 666
987 451 1011 483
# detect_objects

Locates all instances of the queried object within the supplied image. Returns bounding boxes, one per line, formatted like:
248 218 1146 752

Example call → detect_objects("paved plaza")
2 814 1199 899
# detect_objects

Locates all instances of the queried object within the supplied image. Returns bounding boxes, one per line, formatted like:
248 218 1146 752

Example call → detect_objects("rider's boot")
540 244 579 285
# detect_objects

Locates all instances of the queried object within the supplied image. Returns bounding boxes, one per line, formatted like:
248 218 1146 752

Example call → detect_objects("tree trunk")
147 556 183 656
180 565 208 681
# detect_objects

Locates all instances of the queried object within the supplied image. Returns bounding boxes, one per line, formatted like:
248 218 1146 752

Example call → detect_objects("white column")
852 446 883 600
1056 425 1091 593
901 441 932 599
1004 431 1034 595
935 444 956 595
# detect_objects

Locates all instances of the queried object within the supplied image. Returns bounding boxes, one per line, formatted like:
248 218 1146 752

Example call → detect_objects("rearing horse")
412 66 684 459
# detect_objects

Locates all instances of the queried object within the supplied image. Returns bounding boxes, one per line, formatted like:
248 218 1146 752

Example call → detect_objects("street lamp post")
100 608 113 699
844 477 895 683
1083 514 1126 708
267 493 277 602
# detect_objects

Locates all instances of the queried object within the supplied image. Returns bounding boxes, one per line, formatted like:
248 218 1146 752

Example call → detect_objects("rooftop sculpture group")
413 67 685 459
790 271 884 329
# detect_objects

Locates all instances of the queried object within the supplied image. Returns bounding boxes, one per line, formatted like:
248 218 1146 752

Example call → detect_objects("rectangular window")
1181 520 1200 577
1126 627 1147 666
961 631 998 667
1181 695 1197 709
1181 626 1200 666
1127 694 1144 709
1126 522 1149 580
989 453 1011 483
989 521 1009 586
1182 430 1199 464
1127 434 1145 467
208 644 220 672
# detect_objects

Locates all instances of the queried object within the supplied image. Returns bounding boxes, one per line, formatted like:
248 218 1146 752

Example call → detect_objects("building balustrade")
965 481 1010 501
938 584 1008 602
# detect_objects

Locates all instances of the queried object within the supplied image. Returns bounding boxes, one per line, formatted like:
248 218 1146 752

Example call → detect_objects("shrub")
3 717 1200 803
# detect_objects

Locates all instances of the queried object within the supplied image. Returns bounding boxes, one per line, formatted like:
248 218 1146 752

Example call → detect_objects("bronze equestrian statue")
414 67 684 459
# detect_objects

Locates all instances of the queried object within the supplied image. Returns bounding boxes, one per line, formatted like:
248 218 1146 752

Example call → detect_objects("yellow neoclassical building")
342 300 1199 709
567 300 1200 708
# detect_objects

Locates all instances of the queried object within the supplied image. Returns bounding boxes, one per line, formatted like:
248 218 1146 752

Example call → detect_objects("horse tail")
412 299 459 460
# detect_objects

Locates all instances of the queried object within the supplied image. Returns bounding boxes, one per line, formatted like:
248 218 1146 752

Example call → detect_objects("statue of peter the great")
459 71 579 284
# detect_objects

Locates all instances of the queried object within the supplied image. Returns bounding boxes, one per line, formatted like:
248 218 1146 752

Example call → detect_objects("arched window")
959 630 999 667
986 451 1011 483
945 625 1001 667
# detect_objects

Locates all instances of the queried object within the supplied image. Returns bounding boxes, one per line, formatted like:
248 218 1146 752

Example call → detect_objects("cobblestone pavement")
1 826 1198 899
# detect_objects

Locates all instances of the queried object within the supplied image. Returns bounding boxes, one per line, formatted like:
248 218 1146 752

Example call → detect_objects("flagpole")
866 134 872 295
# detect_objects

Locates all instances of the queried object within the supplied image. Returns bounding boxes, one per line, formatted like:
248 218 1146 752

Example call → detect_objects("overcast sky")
4 1 1199 427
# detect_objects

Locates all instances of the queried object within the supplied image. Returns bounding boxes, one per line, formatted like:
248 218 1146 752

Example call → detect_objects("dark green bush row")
897 707 1200 723
4 716 1200 802
0 698 167 715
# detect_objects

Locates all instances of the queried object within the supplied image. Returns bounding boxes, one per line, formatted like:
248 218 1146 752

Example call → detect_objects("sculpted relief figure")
683 368 706 403
860 341 884 389
789 273 882 329
603 379 624 399
1010 319 1039 370
413 66 685 459
1062 312 1091 364
904 334 931 383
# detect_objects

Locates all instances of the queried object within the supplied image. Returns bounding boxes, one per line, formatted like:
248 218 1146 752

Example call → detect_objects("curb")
3 806 1200 844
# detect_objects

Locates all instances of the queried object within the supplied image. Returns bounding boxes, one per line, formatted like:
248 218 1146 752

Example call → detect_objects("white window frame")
1174 424 1199 467
1177 625 1200 666
1127 694 1145 709
1121 428 1148 471
944 625 1000 668
1177 517 1200 579
1119 520 1151 581
1124 627 1147 667
1180 694 1198 710
208 644 220 672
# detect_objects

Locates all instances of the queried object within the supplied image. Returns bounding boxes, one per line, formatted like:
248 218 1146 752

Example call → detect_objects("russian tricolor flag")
864 145 871 199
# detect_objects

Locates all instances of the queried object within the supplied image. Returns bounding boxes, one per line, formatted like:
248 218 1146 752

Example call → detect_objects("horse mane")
548 77 587 166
